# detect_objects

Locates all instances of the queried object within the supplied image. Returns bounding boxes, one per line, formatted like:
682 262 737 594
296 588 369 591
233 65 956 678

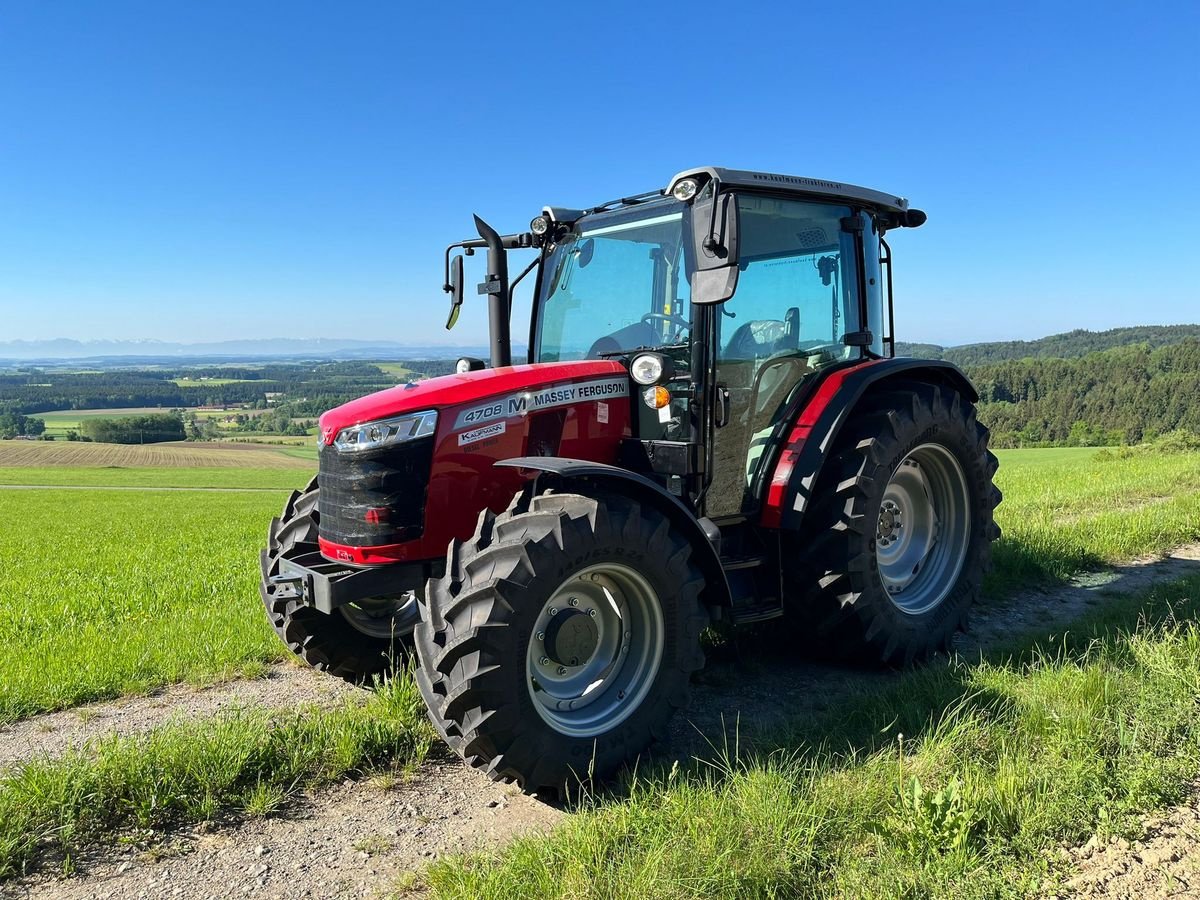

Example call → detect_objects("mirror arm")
444 239 487 293
509 255 540 296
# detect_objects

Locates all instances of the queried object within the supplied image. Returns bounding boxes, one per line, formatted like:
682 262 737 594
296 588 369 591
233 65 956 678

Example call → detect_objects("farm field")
0 444 1198 892
0 438 313 469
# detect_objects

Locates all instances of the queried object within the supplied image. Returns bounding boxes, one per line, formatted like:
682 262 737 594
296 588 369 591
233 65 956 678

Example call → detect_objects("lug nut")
536 631 545 641
548 607 558 617
587 608 597 618
556 666 567 675
569 597 579 607
539 656 549 666
590 574 600 582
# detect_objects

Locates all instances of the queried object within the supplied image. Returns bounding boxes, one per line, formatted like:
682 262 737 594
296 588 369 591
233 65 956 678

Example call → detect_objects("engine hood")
319 360 628 444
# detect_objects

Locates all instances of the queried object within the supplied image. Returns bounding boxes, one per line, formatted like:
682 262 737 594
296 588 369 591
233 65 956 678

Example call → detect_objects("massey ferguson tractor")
261 166 1001 795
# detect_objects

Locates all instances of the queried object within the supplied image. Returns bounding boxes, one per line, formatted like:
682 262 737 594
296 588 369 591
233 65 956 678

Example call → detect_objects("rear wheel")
784 383 1001 664
259 477 417 684
414 490 708 796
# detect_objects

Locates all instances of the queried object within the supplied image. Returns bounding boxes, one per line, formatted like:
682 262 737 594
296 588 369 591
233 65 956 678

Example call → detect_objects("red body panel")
759 360 886 529
317 360 633 565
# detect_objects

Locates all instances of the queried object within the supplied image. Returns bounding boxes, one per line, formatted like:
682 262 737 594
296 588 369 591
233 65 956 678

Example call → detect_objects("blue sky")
1 1 1197 348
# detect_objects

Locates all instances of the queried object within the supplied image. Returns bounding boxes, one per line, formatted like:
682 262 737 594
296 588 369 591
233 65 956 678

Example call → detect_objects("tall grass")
0 674 433 879
425 576 1200 899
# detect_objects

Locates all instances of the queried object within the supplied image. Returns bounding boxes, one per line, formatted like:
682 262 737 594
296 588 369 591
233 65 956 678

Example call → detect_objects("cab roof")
666 166 911 214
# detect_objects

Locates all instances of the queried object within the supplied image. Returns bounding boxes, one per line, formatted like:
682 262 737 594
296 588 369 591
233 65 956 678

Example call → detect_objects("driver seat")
586 321 661 359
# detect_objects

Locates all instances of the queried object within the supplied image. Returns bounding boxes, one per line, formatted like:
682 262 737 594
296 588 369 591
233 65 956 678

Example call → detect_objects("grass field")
989 446 1200 594
0 446 1196 726
373 362 414 379
0 485 300 722
170 377 252 386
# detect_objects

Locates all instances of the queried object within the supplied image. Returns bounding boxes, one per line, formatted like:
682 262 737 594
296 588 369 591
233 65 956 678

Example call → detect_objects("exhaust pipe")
473 215 512 368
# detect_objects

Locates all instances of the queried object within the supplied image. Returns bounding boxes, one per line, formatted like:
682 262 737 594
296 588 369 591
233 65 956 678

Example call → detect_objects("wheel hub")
543 609 600 667
526 563 664 738
874 444 972 616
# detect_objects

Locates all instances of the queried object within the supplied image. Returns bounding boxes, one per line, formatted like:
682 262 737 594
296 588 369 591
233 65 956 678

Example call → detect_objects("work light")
671 178 699 201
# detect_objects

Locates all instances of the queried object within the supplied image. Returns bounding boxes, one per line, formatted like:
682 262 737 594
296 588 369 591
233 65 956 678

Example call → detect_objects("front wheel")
259 478 418 684
414 490 708 797
784 383 1001 664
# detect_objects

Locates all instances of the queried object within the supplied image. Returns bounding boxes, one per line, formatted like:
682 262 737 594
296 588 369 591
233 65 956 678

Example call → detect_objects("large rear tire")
784 383 1001 664
414 490 708 797
259 477 417 684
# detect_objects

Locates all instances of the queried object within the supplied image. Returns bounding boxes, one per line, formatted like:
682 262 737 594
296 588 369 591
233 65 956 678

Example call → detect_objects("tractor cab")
445 168 922 520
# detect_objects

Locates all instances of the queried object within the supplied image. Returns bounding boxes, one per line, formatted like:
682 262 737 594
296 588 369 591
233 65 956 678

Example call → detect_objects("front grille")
317 438 434 547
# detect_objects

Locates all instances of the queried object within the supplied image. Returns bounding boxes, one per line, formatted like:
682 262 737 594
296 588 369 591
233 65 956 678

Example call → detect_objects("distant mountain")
895 325 1200 367
0 338 515 365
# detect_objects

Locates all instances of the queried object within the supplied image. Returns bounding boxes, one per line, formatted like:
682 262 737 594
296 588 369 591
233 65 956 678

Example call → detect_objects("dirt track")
5 545 1200 899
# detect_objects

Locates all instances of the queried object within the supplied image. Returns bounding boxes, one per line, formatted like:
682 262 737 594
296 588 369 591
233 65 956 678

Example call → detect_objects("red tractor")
261 167 1000 795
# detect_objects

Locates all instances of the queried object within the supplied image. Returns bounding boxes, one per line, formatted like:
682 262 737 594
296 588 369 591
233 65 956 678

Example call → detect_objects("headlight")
630 352 674 385
332 410 438 453
530 215 550 235
629 353 664 385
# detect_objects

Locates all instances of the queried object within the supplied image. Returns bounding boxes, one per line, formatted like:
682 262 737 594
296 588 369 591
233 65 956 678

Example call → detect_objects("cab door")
704 195 865 519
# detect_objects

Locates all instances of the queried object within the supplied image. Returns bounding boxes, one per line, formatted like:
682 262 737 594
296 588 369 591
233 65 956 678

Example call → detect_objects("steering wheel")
641 312 691 336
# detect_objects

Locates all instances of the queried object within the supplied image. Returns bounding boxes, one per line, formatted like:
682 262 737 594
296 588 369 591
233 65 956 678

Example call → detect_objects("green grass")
425 575 1200 899
0 466 308 489
0 446 1195 728
0 488 294 722
0 674 435 878
170 377 251 386
374 362 414 379
988 447 1200 594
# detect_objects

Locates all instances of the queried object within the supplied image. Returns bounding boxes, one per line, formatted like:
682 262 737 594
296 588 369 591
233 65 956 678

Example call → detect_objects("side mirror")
445 255 464 330
690 191 740 304
576 238 595 268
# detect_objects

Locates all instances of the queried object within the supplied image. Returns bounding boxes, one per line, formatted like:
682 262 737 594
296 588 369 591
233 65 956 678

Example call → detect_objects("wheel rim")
875 442 972 616
526 563 664 738
340 593 420 640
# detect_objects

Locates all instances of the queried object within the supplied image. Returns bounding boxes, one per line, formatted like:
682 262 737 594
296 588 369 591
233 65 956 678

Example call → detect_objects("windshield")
534 199 690 362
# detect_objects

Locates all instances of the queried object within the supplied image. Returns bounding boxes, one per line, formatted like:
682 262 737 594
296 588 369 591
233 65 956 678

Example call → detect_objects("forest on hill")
970 339 1200 447
896 324 1200 366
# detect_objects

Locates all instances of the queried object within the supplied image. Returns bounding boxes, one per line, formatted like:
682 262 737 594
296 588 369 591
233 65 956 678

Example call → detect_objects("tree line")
80 414 186 444
0 360 457 418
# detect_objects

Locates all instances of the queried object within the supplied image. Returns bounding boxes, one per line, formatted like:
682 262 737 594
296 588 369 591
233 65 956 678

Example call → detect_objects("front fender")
760 358 978 530
495 457 732 609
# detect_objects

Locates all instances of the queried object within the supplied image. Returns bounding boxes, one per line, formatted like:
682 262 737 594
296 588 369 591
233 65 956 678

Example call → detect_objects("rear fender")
760 358 978 531
495 457 732 610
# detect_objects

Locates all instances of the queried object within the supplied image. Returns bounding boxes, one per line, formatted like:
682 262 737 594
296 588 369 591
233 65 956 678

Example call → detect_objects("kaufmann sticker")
458 421 506 446
454 378 628 429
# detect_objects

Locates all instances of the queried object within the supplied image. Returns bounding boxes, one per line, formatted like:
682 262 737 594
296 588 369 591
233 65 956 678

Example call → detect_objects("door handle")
714 385 731 428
